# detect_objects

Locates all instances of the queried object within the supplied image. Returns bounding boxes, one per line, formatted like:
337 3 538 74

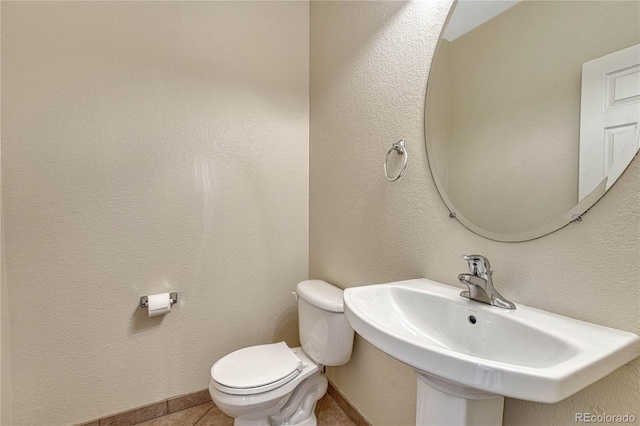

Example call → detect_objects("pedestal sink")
343 279 640 426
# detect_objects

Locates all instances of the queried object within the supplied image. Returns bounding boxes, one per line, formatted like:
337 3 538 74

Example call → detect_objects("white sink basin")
344 278 640 404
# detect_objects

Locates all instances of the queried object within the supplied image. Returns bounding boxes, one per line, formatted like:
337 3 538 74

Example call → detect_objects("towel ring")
384 140 408 182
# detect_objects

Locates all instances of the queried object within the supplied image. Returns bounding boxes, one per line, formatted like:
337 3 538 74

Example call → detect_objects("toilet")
209 280 355 426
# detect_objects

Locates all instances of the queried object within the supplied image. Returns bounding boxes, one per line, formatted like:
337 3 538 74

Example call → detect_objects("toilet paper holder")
140 292 178 309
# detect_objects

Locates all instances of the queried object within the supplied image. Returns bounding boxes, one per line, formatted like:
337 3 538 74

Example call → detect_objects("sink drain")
468 315 477 324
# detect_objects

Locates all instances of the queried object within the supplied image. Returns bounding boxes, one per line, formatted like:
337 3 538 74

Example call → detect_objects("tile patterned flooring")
132 393 355 426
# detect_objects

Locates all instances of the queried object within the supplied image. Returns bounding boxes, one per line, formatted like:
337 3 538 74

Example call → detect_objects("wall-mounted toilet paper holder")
140 292 178 309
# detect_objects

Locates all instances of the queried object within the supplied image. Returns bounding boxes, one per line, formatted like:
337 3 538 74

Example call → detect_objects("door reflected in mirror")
426 0 640 242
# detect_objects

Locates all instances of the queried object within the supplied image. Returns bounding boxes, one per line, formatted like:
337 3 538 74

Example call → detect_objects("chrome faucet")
458 255 515 310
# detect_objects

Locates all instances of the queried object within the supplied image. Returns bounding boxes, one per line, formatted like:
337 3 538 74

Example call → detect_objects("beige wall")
1 164 9 424
310 1 639 425
1 2 308 424
432 1 640 236
1 2 9 415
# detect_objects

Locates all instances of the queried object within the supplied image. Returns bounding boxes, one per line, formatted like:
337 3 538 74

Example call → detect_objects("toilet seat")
211 342 303 396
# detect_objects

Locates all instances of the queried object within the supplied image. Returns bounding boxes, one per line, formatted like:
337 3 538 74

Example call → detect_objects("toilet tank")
296 280 355 366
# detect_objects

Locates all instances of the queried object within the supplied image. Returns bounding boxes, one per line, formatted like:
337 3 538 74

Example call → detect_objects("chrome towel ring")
384 140 408 182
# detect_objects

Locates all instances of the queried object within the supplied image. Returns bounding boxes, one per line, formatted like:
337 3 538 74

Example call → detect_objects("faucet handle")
462 255 491 276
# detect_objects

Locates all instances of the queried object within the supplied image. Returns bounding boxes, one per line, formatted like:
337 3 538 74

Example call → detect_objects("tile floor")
132 393 355 426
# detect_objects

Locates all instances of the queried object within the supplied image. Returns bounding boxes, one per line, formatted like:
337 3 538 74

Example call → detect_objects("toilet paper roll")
147 292 172 317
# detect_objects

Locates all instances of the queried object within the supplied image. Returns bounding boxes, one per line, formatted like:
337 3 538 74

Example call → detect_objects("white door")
579 44 640 202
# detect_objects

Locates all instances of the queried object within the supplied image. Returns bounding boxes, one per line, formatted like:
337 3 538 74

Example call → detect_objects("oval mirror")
425 0 640 242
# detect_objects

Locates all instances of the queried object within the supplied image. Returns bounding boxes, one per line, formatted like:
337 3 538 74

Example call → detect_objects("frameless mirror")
425 0 640 242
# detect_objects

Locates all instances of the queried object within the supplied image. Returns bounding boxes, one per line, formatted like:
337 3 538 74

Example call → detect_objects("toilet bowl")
209 280 355 426
209 344 325 426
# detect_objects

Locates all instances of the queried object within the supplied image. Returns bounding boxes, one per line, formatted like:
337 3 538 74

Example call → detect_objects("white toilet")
209 280 355 426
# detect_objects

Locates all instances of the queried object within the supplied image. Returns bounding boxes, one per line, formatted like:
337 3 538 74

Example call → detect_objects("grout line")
193 404 215 426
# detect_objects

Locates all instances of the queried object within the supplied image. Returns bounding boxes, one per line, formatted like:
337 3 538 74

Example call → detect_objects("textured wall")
310 1 639 425
1 9 9 414
1 2 308 424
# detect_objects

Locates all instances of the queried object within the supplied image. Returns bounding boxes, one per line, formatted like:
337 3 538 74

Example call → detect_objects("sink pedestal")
416 372 504 426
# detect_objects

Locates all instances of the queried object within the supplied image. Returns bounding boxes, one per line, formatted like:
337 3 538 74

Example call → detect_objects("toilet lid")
211 342 302 394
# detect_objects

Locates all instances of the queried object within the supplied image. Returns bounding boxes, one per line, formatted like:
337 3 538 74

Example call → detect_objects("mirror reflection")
426 0 639 241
